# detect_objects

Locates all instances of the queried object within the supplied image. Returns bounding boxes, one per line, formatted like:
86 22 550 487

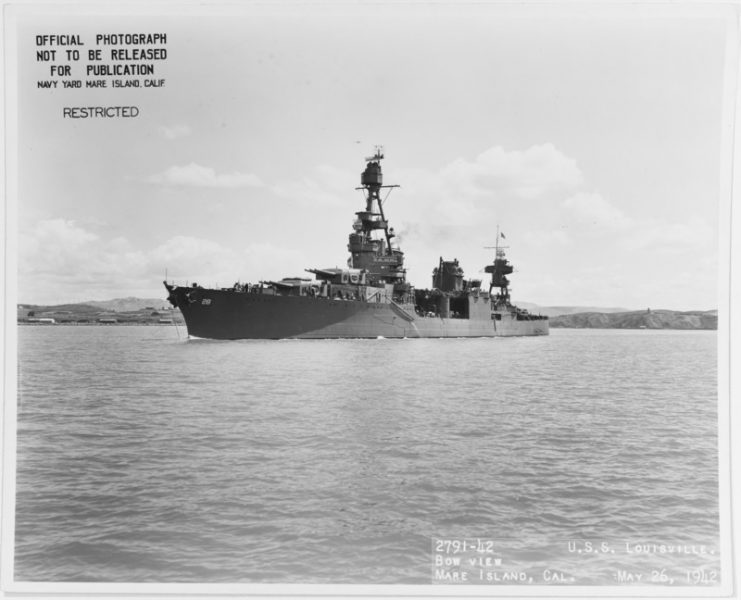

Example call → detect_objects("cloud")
18 138 717 310
147 144 580 214
20 219 150 302
624 217 715 255
562 192 630 228
438 143 584 199
147 163 264 188
432 196 479 226
270 163 355 207
150 235 234 266
366 145 587 274
158 124 192 140
386 143 587 242
20 219 99 272
31 218 98 245
18 218 311 303
522 229 572 248
271 177 342 207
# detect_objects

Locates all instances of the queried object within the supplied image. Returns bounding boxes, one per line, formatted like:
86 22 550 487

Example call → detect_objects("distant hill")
18 296 182 325
550 309 717 330
20 297 169 313
515 302 631 318
82 297 170 312
20 303 102 314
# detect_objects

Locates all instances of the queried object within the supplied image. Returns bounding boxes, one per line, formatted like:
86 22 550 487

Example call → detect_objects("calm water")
14 326 719 585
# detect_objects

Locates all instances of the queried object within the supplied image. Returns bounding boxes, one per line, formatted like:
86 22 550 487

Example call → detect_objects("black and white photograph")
1 1 738 597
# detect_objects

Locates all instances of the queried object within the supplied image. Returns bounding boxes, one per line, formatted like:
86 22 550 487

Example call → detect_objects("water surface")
14 327 719 584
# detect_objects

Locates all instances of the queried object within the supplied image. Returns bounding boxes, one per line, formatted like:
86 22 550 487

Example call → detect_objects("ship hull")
169 287 548 340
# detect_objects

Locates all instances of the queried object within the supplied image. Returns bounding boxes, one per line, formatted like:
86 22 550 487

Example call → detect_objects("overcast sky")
9 3 735 310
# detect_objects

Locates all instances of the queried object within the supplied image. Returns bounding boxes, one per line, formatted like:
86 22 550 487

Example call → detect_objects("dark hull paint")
170 287 549 339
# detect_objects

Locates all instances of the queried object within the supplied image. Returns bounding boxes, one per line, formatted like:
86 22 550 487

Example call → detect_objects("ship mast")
356 146 399 254
348 147 406 286
484 226 513 304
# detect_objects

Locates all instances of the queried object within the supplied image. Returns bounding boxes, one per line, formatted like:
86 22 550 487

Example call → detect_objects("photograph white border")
2 2 738 598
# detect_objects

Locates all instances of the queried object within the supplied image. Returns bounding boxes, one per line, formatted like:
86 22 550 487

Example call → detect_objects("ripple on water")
15 327 720 583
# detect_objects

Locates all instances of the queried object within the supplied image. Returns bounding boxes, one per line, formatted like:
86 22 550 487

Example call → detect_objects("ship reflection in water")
164 149 548 339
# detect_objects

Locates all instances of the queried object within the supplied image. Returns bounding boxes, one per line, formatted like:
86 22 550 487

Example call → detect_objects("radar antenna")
365 145 384 162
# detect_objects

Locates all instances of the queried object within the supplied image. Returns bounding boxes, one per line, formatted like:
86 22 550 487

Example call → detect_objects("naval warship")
164 150 548 339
